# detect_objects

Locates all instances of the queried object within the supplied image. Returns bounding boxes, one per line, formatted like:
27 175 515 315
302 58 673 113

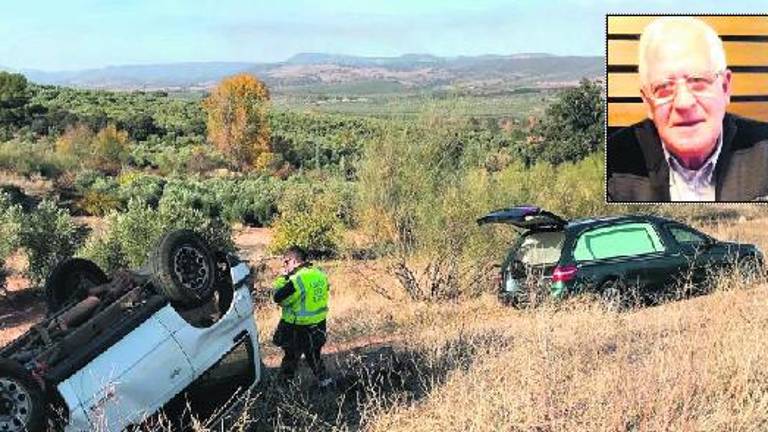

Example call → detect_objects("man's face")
282 253 299 274
642 31 731 167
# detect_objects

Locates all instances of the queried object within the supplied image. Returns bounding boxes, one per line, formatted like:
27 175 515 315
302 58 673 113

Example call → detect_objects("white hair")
638 17 727 86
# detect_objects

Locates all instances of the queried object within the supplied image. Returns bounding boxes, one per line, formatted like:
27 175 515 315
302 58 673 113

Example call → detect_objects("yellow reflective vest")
273 266 329 325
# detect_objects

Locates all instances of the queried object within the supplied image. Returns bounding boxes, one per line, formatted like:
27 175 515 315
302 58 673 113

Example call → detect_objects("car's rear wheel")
45 258 109 314
0 359 45 432
599 279 630 312
737 255 764 284
150 230 216 306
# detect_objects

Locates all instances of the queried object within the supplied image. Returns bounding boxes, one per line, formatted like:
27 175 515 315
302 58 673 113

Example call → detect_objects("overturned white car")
0 230 263 431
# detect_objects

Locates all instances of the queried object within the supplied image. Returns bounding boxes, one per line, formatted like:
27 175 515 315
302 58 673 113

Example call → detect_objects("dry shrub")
55 124 93 159
83 124 130 175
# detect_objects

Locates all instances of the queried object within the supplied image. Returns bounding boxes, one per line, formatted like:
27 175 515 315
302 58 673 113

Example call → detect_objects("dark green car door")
569 221 684 296
661 223 731 289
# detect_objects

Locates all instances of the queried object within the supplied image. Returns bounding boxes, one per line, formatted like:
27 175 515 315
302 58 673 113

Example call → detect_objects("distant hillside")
17 53 603 93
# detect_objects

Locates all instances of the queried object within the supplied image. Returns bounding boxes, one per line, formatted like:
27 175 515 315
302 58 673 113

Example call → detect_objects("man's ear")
721 69 733 104
640 87 654 120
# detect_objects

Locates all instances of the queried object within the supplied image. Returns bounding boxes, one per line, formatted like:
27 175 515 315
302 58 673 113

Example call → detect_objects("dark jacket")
607 113 768 202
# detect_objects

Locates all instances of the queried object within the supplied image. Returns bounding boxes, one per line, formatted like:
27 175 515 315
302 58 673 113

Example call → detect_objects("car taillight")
552 264 578 282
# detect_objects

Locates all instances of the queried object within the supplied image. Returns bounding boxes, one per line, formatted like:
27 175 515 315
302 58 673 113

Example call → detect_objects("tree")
89 125 130 174
118 113 161 141
202 73 272 169
0 72 31 129
522 79 605 165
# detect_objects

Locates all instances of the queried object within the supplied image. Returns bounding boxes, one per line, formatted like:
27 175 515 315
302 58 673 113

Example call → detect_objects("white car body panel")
54 258 260 431
62 312 194 431
56 381 90 430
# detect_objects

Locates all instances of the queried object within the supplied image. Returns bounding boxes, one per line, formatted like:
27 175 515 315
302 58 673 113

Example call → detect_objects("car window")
515 231 565 265
667 225 708 245
573 222 665 261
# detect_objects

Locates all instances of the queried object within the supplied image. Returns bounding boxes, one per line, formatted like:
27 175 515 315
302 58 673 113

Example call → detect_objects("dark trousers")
273 319 327 379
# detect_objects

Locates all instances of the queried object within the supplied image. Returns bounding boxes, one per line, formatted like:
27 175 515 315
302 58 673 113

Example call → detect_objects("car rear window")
516 231 566 265
667 225 708 244
573 222 665 261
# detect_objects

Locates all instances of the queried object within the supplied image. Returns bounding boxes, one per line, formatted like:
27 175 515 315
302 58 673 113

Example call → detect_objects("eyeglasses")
645 71 724 105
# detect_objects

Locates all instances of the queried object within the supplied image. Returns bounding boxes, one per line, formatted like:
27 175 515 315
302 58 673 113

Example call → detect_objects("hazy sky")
2 0 766 71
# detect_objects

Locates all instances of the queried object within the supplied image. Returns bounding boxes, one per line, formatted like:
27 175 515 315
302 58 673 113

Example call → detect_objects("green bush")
0 192 23 261
78 229 129 274
0 140 68 178
117 172 166 208
80 199 233 272
207 175 282 226
21 200 84 285
158 178 220 218
269 179 345 256
0 193 23 294
73 172 121 215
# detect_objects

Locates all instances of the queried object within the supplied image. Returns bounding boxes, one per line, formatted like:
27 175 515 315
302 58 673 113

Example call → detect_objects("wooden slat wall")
607 16 768 128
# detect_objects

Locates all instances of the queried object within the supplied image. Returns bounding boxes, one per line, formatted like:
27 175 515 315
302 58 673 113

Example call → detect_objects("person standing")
272 246 332 387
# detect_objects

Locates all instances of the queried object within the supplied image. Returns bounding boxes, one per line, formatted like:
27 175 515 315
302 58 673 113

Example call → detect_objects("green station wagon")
478 206 764 307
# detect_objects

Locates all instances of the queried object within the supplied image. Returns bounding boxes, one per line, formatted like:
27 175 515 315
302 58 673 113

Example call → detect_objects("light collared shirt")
662 135 723 201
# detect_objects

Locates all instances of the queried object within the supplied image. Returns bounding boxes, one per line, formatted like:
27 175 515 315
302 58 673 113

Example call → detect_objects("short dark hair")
285 246 307 262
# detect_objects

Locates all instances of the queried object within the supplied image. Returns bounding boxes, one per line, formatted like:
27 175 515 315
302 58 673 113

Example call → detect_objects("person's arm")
272 276 296 303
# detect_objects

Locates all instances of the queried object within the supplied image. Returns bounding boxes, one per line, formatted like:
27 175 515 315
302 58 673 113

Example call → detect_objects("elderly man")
607 17 768 202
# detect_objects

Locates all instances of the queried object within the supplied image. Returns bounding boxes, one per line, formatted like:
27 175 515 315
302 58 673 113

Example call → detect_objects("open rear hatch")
478 206 568 302
476 205 567 231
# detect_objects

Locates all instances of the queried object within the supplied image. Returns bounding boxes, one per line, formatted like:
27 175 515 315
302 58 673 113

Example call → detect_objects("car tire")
0 359 46 432
599 279 629 312
737 255 764 284
150 230 216 306
45 258 109 314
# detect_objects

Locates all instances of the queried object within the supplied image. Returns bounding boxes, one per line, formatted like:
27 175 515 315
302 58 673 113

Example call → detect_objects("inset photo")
606 15 768 202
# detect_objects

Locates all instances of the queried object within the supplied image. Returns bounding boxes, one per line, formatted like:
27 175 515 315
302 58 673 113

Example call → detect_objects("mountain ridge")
13 53 603 92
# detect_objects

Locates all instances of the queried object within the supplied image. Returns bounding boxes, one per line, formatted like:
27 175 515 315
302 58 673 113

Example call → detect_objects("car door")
152 291 251 375
65 311 194 431
570 221 682 296
662 223 726 287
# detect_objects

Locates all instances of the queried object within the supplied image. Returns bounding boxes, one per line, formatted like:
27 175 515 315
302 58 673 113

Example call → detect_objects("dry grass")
368 281 768 431
238 219 768 431
4 220 768 431
213 270 768 431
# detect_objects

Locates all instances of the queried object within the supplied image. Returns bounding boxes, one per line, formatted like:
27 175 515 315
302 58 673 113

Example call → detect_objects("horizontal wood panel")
608 102 768 127
608 72 768 97
608 40 768 66
608 16 768 36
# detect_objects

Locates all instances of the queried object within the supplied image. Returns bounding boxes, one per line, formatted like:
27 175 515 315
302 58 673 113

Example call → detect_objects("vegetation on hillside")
3 69 768 431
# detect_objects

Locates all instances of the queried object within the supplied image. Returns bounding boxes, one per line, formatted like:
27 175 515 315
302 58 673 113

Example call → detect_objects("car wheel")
45 258 109 314
599 280 629 312
0 359 46 432
150 230 216 306
737 255 764 284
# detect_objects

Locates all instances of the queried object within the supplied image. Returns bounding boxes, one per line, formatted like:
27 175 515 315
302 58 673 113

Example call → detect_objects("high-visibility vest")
273 266 329 325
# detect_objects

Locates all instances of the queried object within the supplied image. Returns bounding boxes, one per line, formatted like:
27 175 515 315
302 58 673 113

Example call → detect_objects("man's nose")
672 82 697 110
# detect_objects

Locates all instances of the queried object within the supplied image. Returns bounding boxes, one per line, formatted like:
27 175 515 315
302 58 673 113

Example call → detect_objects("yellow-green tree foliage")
89 124 130 174
203 73 272 169
55 124 94 159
